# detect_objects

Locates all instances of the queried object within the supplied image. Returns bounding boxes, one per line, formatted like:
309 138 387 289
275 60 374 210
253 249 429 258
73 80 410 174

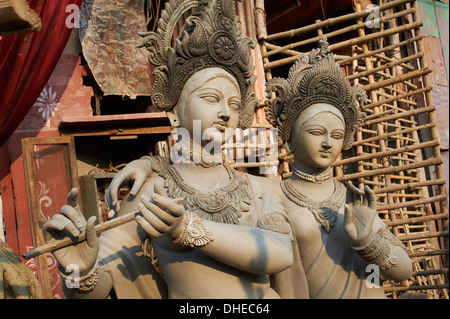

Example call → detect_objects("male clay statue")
109 38 413 298
42 0 295 299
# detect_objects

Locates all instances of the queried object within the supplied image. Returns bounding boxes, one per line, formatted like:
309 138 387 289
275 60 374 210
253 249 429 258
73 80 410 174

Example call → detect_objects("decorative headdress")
265 37 367 150
138 0 258 129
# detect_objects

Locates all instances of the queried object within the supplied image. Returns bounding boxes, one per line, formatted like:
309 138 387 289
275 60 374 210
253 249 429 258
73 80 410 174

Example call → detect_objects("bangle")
173 212 214 248
78 264 100 292
59 259 100 292
353 229 399 270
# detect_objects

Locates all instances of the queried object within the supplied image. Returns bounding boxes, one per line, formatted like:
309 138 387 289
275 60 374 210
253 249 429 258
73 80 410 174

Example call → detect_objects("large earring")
166 110 181 128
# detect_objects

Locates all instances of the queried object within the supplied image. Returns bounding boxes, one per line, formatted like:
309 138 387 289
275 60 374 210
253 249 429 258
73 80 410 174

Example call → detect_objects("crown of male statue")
138 0 258 130
265 37 367 150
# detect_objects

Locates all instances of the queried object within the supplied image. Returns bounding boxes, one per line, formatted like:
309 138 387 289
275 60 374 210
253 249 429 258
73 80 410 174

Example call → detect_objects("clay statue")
108 38 413 299
41 0 294 299
265 37 412 298
1 239 43 299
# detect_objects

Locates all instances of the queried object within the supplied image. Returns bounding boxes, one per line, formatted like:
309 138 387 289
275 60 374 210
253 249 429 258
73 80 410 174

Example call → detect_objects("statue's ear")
285 140 293 154
166 109 181 127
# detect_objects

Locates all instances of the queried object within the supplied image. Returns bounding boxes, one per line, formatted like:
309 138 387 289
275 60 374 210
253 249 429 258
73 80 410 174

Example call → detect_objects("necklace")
159 165 252 224
281 178 346 232
172 137 224 168
291 162 333 184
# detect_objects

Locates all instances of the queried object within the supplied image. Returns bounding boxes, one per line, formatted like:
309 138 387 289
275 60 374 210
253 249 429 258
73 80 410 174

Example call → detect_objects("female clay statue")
109 38 413 299
41 0 294 299
265 38 412 298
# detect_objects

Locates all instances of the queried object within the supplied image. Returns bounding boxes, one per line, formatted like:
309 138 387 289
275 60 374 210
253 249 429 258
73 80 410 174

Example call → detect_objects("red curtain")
0 0 82 147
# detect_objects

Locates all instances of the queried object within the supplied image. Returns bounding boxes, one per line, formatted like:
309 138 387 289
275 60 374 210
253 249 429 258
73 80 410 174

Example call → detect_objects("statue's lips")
213 121 229 132
319 150 332 157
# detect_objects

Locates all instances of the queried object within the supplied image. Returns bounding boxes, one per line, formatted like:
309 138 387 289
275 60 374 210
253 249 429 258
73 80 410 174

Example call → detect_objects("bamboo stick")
264 7 416 58
337 36 423 65
397 230 449 242
412 269 449 277
263 0 416 41
383 284 449 293
363 105 434 126
408 249 449 258
365 86 432 109
264 21 424 70
347 52 424 81
354 3 400 235
385 213 449 227
333 140 439 166
360 49 418 72
335 157 443 182
352 123 435 146
362 67 432 92
378 195 448 212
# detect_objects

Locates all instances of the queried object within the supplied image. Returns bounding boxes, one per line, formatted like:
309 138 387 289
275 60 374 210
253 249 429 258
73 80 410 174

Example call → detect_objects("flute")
22 210 139 260
22 198 184 260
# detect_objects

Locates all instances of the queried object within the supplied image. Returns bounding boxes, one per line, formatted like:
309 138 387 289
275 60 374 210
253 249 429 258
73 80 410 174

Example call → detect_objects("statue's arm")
105 156 169 211
358 216 413 282
62 267 113 299
42 189 114 299
191 217 294 275
137 189 294 275
344 181 412 282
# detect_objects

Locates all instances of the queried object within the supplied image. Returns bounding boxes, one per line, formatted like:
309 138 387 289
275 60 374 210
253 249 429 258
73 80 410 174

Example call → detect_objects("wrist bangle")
353 229 399 270
173 212 214 248
59 259 100 292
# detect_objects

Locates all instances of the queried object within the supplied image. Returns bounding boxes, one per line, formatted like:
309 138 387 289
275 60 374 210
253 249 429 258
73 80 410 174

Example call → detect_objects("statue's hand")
105 158 154 212
135 180 186 240
343 181 377 247
42 188 99 275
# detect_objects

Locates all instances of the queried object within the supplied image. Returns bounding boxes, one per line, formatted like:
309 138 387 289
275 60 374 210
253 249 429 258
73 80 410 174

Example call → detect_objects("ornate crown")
137 0 258 129
265 37 367 150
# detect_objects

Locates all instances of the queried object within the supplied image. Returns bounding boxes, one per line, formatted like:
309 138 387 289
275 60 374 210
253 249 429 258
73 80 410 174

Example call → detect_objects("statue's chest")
289 205 346 246
159 165 254 225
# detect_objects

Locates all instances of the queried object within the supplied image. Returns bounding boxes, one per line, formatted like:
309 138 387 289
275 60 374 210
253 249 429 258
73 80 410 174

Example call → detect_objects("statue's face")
170 68 240 148
290 104 345 170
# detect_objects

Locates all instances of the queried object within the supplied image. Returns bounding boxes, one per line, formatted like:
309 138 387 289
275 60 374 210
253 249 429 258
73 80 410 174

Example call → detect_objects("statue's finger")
151 193 185 217
140 195 177 225
67 188 79 208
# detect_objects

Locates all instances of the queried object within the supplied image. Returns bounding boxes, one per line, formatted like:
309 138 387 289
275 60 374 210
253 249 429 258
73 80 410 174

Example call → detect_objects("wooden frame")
21 136 79 299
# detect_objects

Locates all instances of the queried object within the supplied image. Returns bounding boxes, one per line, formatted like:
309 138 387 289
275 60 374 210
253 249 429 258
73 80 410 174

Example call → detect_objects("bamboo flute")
22 198 184 260
22 210 140 260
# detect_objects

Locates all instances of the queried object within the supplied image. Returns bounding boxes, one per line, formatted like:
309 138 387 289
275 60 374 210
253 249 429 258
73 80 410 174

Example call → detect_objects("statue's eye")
200 94 220 103
331 130 344 140
307 129 324 136
228 98 240 111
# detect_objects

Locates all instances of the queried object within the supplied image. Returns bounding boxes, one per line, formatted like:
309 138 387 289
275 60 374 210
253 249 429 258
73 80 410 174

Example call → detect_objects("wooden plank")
21 138 52 298
62 126 174 137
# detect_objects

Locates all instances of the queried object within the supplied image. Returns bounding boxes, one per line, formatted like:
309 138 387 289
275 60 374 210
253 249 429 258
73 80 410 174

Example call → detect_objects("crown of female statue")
265 37 367 150
138 0 258 130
